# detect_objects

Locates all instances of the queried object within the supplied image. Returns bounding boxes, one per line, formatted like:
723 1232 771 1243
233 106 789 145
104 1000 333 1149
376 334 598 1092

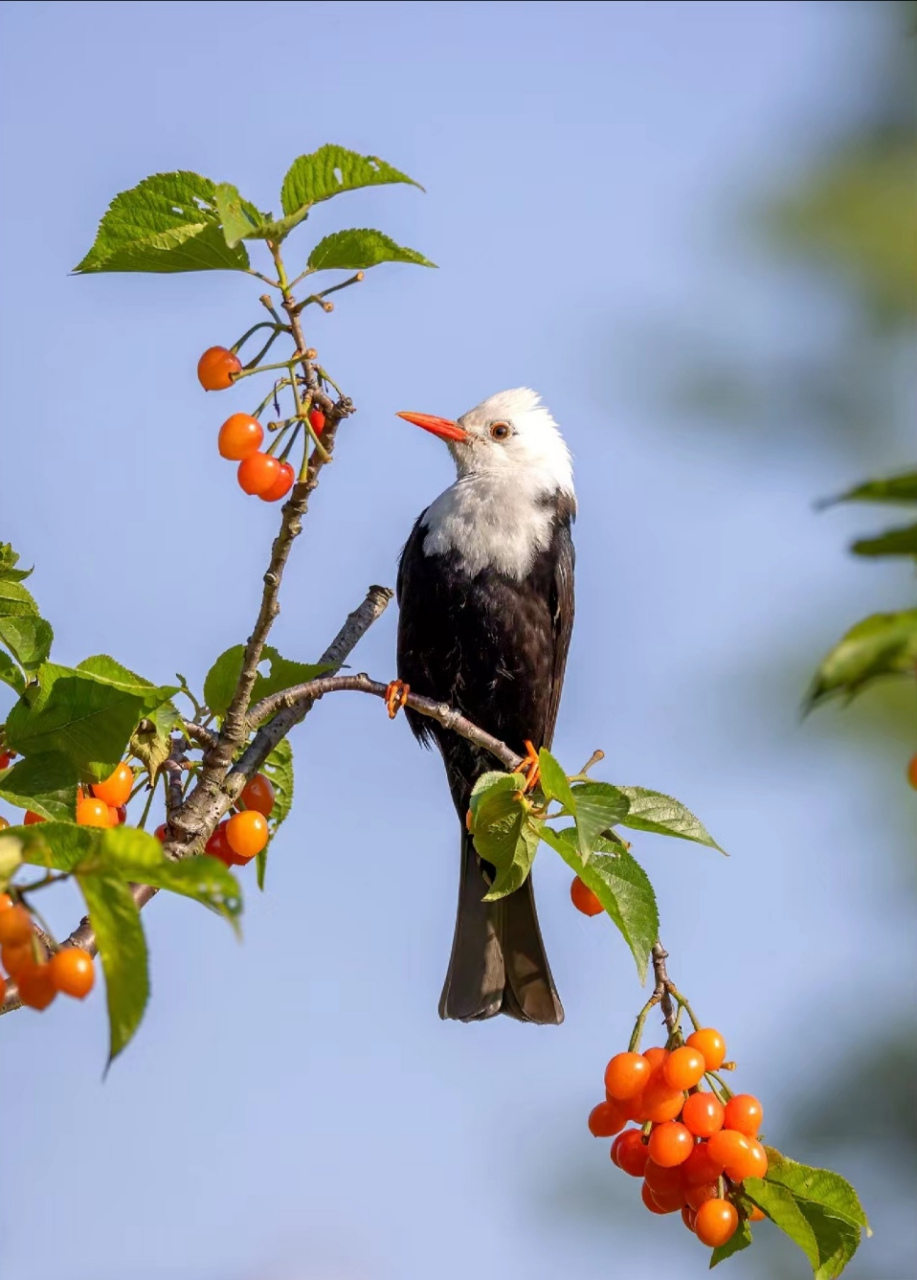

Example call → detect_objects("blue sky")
0 3 912 1279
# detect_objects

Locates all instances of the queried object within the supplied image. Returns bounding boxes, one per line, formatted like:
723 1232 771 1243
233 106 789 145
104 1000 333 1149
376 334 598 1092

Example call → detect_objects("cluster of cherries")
0 896 94 1010
157 771 276 866
589 1029 767 1249
197 346 325 502
0 755 277 1008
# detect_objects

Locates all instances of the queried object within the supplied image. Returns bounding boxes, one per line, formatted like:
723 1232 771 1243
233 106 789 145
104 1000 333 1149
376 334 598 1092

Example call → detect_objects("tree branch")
246 673 525 772
0 586 392 1017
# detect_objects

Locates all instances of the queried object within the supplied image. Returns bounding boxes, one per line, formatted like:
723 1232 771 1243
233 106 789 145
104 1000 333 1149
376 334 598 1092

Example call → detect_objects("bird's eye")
489 421 511 441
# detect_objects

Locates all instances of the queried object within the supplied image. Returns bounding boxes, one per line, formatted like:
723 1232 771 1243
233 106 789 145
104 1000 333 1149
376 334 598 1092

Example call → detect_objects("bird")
393 387 575 1024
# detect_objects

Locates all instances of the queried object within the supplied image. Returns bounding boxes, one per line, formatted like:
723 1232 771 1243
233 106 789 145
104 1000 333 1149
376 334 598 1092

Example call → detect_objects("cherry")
219 412 264 460
0 904 32 947
694 1198 739 1248
153 824 168 843
0 892 12 911
17 963 57 1011
309 407 326 435
723 1094 764 1138
2 941 36 978
908 754 917 789
589 1099 629 1138
205 821 242 867
49 947 95 999
570 875 603 916
641 1181 674 1215
647 1121 693 1168
686 1027 726 1071
258 460 295 503
682 1140 724 1188
91 762 134 807
197 346 242 391
682 1091 725 1139
0 817 8 830
604 1052 652 1100
77 797 113 828
664 1046 707 1091
225 810 269 860
612 1129 649 1178
0 751 11 769
640 1075 685 1123
237 452 281 496
24 810 46 824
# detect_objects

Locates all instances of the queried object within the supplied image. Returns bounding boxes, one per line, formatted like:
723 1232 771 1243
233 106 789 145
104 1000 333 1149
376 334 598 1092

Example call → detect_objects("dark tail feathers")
438 832 564 1024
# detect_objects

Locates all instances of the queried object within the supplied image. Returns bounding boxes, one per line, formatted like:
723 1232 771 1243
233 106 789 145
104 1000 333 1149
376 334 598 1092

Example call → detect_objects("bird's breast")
420 474 561 580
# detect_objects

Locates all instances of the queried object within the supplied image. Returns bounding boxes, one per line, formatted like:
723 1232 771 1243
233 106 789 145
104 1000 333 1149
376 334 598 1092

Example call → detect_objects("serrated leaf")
256 737 294 890
74 171 251 274
569 781 630 863
129 700 181 783
850 522 917 557
5 662 178 780
77 871 148 1063
741 1149 869 1280
760 1149 870 1231
743 1180 861 1279
710 1217 753 1267
615 786 725 852
17 824 242 930
0 650 25 694
281 145 422 217
467 778 542 898
0 544 31 582
542 827 658 982
0 577 39 616
0 752 79 820
203 645 245 718
307 228 435 272
204 644 335 719
212 182 266 248
822 471 917 507
806 609 917 710
0 614 53 670
537 748 576 811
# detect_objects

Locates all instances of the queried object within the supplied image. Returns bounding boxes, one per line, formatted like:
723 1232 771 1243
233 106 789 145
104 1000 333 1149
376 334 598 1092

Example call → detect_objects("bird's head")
397 388 574 497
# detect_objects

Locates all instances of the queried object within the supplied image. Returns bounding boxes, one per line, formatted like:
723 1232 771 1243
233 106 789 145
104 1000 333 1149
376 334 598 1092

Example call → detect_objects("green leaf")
806 609 917 710
257 737 294 890
542 827 658 982
822 470 917 507
129 700 182 783
74 171 251 274
0 544 32 583
0 615 53 671
281 146 422 217
741 1149 870 1280
212 182 266 248
615 786 725 852
203 645 245 718
0 833 23 889
537 748 576 811
467 774 542 898
850 522 917 557
710 1217 753 1267
0 752 79 820
0 577 39 616
760 1148 870 1232
0 649 25 694
17 824 242 929
307 228 435 272
5 662 178 780
568 781 630 863
204 644 333 718
77 871 149 1063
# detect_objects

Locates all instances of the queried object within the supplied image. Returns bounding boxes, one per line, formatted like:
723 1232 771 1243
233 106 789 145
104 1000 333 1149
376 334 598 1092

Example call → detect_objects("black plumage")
396 494 575 1023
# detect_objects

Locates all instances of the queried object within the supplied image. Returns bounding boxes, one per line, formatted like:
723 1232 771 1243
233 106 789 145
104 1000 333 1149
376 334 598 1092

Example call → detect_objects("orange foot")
519 739 541 792
384 679 410 720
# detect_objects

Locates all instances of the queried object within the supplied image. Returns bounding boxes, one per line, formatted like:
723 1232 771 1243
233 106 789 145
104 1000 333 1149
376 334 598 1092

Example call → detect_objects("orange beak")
396 410 469 443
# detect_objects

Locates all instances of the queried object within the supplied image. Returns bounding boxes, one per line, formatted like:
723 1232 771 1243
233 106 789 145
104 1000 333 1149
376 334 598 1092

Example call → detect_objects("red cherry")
258 461 295 503
219 413 263 460
198 347 242 391
309 407 326 435
237 452 281 496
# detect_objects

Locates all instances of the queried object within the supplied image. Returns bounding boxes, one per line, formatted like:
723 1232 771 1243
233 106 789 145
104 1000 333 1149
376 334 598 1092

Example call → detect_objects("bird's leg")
519 740 541 792
384 679 410 720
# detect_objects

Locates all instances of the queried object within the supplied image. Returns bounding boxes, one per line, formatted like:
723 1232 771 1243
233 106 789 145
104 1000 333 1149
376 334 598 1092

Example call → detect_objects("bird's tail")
438 832 564 1024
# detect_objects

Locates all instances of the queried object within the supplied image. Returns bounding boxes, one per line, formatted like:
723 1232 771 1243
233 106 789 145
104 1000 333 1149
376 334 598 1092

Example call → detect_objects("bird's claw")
519 740 541 792
385 679 410 720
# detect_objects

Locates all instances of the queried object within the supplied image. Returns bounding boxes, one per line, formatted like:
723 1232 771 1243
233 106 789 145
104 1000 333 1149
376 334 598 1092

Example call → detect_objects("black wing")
540 510 575 750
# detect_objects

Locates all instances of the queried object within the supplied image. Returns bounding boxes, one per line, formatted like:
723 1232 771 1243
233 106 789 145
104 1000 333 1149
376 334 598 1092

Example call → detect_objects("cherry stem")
252 378 292 421
666 985 701 1032
136 781 157 832
242 328 284 371
231 320 283 356
279 423 302 464
266 424 291 458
